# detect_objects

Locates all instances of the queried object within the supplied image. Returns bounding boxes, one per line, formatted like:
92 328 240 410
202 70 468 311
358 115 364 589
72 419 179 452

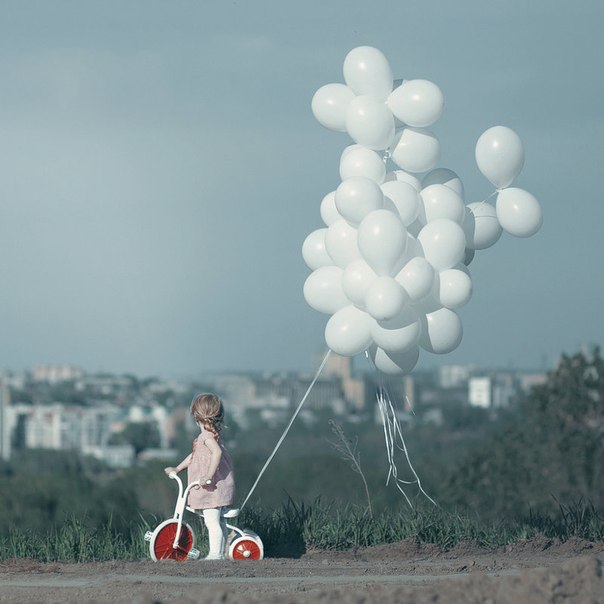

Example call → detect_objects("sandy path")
0 538 602 603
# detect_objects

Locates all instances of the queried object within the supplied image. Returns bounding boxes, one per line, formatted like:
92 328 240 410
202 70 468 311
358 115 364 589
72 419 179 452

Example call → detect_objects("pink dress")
187 432 235 510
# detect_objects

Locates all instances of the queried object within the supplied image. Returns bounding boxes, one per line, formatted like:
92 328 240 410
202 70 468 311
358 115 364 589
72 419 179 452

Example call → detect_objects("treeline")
441 350 604 516
0 349 602 540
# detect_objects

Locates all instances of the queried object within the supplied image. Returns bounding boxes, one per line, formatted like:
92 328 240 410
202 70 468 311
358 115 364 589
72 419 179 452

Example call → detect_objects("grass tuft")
0 499 602 562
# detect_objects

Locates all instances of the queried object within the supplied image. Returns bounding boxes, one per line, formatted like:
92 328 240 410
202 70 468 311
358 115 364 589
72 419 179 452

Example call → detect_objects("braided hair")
190 393 224 439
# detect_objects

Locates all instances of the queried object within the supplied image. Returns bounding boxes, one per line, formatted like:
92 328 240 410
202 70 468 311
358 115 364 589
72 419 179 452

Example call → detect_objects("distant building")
321 353 366 411
0 399 132 467
469 377 492 408
74 374 135 399
83 445 135 468
1 370 28 390
32 364 84 383
518 372 548 394
1 383 11 461
203 368 352 419
138 448 179 463
492 373 517 408
151 405 170 449
200 375 255 407
438 365 473 389
321 354 352 380
126 403 171 448
253 373 344 412
468 373 518 409
24 403 63 449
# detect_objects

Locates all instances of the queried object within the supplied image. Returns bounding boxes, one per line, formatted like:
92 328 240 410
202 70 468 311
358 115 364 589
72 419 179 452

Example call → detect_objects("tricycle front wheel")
149 519 195 561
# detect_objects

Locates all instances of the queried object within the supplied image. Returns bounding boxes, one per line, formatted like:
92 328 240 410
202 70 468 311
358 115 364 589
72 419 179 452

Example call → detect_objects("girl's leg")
219 508 228 550
201 508 225 560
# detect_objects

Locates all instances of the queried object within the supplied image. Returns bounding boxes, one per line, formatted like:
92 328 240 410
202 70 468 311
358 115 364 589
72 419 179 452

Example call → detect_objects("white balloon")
342 259 377 308
370 345 420 375
371 305 420 352
422 168 464 198
302 228 333 270
395 234 423 272
496 188 543 237
325 219 361 268
381 180 420 226
386 79 444 127
341 143 363 159
343 46 393 99
384 170 422 191
382 196 398 216
320 191 341 226
325 305 374 356
436 268 473 308
346 95 396 150
413 292 441 315
463 202 502 250
303 266 348 314
335 177 384 226
475 126 524 189
407 218 423 238
311 83 355 132
452 261 471 277
389 127 440 173
464 247 475 266
365 276 408 321
358 209 407 276
340 145 386 183
420 307 463 354
418 219 466 270
395 256 435 302
419 184 465 224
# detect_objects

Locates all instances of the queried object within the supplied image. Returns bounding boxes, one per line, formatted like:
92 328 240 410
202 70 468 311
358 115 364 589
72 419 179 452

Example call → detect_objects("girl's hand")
164 466 178 476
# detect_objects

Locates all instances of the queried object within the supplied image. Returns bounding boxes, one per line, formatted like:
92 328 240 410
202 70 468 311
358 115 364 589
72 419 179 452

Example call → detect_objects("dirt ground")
0 537 602 604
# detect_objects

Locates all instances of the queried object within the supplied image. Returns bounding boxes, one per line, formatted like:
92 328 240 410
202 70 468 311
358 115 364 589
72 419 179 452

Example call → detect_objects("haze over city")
0 1 602 377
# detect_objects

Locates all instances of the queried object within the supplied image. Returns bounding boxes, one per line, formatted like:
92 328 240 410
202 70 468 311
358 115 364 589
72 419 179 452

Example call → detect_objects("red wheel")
151 520 194 561
229 536 263 560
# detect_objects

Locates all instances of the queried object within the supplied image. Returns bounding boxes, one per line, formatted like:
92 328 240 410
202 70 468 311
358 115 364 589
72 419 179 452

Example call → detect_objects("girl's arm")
203 438 222 483
164 453 193 476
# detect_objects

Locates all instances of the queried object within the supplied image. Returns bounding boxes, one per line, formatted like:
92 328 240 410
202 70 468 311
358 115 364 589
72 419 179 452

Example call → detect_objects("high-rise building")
0 383 11 461
468 377 492 408
322 354 352 381
319 352 366 411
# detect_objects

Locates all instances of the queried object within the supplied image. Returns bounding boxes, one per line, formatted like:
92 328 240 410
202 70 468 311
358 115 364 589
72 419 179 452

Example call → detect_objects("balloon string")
386 389 437 506
365 351 437 508
239 349 332 511
472 189 498 211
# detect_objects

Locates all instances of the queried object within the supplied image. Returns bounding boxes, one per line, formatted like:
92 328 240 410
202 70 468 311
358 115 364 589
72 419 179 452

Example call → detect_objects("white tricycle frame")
144 473 264 561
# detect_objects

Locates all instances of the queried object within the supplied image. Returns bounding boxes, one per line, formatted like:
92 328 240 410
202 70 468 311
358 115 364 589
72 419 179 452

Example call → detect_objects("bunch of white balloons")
303 46 543 375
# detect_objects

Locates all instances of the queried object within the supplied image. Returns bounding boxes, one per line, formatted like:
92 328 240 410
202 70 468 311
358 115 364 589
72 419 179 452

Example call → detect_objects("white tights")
198 508 228 560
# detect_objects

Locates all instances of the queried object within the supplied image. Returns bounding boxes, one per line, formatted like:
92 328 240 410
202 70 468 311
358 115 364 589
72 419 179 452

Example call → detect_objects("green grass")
1 499 602 562
0 513 149 562
244 498 604 553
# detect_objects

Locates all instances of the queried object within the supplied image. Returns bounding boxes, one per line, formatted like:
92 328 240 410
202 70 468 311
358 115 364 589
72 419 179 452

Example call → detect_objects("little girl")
164 393 235 560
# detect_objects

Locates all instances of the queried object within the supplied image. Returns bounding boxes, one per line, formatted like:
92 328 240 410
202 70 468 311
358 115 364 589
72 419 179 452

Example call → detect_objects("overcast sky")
0 1 602 377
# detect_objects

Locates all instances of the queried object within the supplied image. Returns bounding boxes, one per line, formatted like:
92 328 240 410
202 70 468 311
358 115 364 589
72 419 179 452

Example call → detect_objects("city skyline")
0 350 547 469
0 2 602 377
1 349 560 383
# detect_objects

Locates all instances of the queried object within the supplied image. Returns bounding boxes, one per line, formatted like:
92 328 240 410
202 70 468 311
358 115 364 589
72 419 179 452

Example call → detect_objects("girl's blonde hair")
190 393 224 438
